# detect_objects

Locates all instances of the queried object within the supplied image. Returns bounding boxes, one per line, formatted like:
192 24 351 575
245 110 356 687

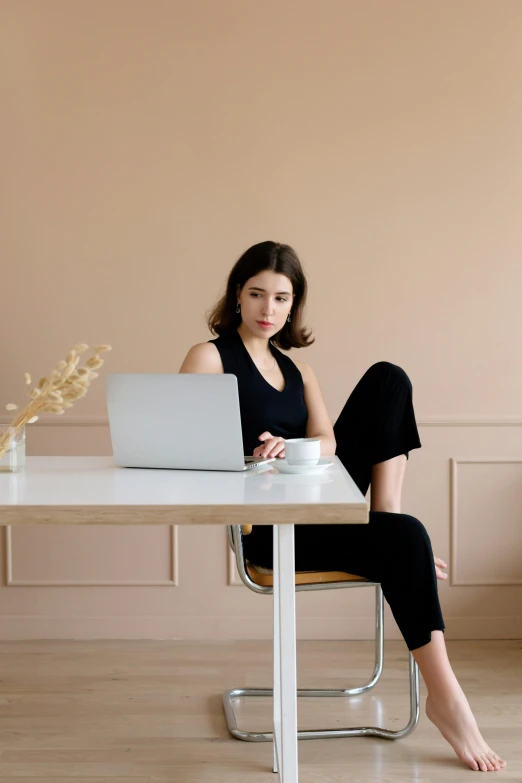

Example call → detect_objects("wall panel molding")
5 525 179 587
450 458 522 587
3 415 522 428
0 415 108 427
419 416 522 427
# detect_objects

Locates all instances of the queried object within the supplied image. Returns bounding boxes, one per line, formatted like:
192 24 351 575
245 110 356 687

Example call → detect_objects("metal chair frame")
223 524 420 743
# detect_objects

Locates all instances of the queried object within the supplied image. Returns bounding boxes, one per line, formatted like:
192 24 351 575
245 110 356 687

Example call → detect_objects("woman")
179 240 506 772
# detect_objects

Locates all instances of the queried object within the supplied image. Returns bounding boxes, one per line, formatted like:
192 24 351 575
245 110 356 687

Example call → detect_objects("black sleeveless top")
209 330 308 455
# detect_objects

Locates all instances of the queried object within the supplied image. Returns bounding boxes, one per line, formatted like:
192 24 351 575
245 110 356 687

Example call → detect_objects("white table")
0 456 368 783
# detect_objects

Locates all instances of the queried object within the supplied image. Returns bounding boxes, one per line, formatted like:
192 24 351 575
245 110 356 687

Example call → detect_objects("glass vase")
0 425 26 473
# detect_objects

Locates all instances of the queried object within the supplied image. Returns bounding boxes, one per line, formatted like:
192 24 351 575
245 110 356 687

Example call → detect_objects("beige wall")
1 0 521 640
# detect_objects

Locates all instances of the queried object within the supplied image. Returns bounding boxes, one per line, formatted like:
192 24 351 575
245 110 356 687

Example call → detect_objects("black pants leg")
243 361 445 651
334 361 423 497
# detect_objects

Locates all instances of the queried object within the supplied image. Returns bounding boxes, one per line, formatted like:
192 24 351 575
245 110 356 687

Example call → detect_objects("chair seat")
246 562 367 586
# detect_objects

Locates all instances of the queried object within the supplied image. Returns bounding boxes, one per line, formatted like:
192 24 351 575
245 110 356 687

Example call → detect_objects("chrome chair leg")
222 586 420 742
222 654 419 742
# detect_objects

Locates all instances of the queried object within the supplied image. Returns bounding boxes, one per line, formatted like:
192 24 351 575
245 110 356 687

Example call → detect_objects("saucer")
272 458 334 475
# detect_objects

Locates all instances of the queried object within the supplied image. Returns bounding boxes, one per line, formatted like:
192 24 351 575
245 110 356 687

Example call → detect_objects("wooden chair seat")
246 562 366 586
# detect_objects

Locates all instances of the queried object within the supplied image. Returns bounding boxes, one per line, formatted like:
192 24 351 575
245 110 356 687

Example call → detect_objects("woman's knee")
373 511 431 548
366 361 413 391
396 514 433 554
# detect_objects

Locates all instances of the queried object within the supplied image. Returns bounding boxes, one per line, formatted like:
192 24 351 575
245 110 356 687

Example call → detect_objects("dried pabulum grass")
0 343 112 459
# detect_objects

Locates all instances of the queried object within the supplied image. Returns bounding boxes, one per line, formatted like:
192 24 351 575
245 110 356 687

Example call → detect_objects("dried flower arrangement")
0 343 112 460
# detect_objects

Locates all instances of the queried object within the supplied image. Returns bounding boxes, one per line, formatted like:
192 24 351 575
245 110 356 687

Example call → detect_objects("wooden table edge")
0 503 369 525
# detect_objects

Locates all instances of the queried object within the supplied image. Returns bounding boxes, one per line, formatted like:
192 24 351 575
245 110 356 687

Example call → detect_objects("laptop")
105 373 275 471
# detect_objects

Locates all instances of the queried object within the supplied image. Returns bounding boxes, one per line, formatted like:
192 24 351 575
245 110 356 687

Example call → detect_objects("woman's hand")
434 556 448 580
253 431 286 459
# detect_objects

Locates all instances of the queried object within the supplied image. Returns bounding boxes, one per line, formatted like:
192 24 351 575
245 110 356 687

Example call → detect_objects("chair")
222 524 420 743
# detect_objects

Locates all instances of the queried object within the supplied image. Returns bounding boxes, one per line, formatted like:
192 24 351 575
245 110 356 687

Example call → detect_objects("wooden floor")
0 640 520 782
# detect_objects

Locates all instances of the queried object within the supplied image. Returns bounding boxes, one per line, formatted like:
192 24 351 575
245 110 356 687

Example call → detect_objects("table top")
0 457 368 526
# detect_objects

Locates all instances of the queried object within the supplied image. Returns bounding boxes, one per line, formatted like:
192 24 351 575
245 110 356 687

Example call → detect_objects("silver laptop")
105 373 275 471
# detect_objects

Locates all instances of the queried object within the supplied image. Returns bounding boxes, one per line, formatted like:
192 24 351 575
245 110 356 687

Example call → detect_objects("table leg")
273 523 281 774
273 523 298 783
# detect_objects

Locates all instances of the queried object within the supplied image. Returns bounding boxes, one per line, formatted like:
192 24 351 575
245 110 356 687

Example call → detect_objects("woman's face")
237 270 294 339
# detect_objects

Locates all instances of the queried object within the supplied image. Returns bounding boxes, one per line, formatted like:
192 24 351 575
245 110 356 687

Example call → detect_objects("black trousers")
243 361 445 651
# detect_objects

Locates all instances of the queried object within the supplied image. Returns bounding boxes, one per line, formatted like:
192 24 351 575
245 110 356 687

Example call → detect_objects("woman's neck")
237 324 272 361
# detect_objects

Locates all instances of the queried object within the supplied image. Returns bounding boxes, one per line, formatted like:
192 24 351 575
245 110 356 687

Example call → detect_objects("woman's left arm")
295 360 336 456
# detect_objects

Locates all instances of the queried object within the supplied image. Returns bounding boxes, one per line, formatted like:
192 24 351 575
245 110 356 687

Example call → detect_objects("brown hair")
207 241 314 350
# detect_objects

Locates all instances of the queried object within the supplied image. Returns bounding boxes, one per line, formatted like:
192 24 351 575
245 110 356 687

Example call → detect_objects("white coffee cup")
284 437 321 466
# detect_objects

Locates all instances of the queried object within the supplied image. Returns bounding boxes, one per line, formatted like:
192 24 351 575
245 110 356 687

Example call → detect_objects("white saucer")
272 458 334 475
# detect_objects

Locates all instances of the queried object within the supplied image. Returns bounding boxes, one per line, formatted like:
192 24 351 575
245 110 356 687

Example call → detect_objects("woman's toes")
489 751 505 770
478 755 489 772
488 754 500 771
472 755 485 772
496 754 507 769
487 754 498 771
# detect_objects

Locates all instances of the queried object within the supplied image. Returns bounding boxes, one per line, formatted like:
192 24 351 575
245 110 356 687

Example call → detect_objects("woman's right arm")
178 342 223 374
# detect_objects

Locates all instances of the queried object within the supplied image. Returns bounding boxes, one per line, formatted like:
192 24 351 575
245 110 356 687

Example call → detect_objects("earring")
236 304 241 314
287 314 291 323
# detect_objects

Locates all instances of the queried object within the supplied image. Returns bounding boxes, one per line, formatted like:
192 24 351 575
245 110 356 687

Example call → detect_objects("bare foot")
426 694 506 771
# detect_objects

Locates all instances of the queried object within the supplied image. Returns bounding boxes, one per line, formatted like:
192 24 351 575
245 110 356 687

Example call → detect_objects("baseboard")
0 615 520 640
